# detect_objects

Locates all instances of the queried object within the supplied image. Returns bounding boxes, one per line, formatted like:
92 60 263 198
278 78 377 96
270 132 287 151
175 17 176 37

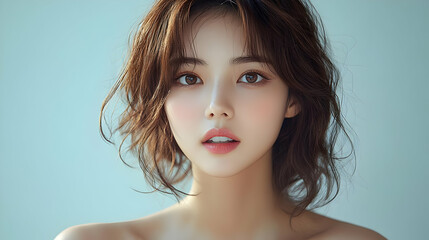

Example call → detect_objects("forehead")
171 10 274 72
182 12 246 57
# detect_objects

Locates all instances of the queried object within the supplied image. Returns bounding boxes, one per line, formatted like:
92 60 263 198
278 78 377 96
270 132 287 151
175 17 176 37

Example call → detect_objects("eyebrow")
171 55 271 66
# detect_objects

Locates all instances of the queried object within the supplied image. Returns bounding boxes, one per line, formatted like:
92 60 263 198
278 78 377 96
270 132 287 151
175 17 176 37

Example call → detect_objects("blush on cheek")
166 97 200 128
245 95 284 125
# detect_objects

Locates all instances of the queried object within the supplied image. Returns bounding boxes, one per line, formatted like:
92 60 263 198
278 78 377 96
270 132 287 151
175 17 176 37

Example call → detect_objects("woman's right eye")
175 74 202 86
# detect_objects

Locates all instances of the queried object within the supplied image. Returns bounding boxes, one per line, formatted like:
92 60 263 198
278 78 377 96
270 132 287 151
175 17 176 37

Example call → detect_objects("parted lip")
202 128 240 143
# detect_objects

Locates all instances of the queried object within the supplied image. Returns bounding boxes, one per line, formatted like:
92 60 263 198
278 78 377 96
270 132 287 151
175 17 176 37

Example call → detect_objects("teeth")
207 136 235 143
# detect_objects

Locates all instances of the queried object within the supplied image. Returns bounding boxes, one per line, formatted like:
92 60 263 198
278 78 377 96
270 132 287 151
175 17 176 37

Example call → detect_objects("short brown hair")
100 0 355 218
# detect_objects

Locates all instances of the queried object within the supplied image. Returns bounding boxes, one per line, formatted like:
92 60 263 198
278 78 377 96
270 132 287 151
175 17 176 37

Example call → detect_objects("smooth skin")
55 11 386 240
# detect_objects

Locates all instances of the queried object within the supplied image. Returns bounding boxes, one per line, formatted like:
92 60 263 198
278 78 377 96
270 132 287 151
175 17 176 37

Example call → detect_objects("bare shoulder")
54 205 176 240
316 222 386 240
54 221 146 240
306 213 386 240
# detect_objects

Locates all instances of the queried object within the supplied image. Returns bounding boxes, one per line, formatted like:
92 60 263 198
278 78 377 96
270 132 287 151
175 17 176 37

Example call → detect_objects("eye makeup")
173 69 271 87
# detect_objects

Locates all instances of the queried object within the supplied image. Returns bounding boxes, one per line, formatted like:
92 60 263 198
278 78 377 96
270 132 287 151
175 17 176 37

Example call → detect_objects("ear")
284 96 301 118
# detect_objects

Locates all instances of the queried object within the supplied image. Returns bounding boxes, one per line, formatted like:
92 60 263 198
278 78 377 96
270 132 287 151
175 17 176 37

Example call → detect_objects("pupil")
185 75 196 84
245 73 257 83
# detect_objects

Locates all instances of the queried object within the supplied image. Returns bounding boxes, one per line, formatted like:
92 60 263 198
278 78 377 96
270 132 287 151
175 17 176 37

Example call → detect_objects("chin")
191 154 258 178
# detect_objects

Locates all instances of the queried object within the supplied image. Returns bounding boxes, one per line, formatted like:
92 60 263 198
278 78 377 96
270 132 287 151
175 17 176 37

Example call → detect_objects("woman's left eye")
238 72 267 85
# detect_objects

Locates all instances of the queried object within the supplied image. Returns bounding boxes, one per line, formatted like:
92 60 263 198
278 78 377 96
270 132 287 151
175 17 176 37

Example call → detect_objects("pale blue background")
1 1 428 239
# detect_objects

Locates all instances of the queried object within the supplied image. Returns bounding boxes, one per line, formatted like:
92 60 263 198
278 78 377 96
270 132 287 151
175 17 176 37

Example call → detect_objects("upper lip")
202 128 240 143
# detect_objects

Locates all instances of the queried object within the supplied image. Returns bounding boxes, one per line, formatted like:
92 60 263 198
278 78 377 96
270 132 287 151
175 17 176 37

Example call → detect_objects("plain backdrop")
1 0 428 239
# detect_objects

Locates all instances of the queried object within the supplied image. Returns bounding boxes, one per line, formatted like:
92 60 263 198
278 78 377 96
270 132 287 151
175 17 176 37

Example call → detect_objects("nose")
205 104 232 119
204 84 233 120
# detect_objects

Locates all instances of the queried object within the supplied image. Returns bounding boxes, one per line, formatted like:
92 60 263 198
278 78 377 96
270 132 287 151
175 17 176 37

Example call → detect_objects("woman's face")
164 12 295 177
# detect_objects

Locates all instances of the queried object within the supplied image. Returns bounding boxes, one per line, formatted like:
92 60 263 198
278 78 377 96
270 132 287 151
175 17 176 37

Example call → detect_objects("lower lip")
202 141 240 154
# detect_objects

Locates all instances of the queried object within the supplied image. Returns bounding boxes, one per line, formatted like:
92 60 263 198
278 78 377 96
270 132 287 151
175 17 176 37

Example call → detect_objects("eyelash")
174 70 270 87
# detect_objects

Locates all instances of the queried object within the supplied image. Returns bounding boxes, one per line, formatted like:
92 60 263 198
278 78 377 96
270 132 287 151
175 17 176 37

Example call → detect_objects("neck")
178 150 289 238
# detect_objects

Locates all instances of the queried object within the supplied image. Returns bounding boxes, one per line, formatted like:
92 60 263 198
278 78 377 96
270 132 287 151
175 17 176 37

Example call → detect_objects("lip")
201 128 240 143
202 141 240 154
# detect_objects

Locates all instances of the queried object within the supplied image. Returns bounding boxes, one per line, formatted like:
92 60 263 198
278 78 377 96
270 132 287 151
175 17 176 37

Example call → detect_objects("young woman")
56 0 386 239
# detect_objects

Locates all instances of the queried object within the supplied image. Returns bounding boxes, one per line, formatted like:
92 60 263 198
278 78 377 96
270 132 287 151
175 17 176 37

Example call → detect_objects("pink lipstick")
202 141 240 154
201 128 240 154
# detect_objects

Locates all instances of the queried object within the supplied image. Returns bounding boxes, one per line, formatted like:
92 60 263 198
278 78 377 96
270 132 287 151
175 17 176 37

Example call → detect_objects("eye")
175 73 202 86
174 71 269 86
238 71 268 85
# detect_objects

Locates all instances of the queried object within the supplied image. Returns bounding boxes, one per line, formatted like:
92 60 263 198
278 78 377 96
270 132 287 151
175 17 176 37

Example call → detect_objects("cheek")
165 94 200 130
240 90 287 125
